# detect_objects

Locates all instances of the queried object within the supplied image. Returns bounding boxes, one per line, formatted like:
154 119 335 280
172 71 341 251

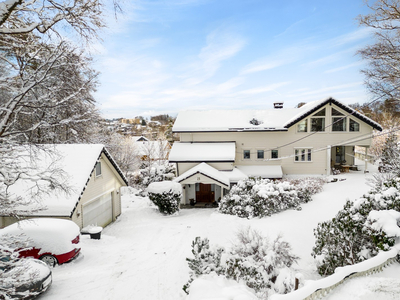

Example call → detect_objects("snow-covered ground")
38 161 400 300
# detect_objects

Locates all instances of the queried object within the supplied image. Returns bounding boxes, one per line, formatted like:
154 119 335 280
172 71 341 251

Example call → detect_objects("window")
294 148 312 162
257 150 264 159
332 117 346 131
95 161 102 177
271 150 278 159
332 108 346 131
243 150 250 159
350 119 360 132
297 119 307 132
311 108 325 132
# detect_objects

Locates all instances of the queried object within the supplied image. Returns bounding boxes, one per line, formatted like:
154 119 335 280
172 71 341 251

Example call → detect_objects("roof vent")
249 118 262 126
274 102 284 109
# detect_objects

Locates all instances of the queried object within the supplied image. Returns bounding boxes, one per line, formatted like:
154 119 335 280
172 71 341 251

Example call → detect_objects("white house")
0 144 128 229
169 97 382 205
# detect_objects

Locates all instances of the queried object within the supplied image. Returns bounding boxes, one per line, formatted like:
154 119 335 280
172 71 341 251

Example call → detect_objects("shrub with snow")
219 178 302 218
132 163 175 190
282 177 325 203
184 228 299 299
147 181 182 215
312 178 400 276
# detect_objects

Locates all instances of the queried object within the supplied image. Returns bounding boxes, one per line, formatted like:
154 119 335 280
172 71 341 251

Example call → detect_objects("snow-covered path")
39 167 380 300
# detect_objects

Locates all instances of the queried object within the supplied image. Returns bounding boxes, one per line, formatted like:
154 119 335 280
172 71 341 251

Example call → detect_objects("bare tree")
0 0 119 216
358 0 400 101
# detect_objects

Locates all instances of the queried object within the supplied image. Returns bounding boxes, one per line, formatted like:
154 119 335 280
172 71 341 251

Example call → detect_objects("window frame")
243 150 251 160
95 161 102 177
257 150 264 159
310 108 326 132
271 150 278 159
294 148 312 162
349 119 360 132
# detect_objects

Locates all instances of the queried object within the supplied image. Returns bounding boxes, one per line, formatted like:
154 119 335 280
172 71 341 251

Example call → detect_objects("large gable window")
297 119 307 132
294 148 312 162
311 108 325 132
350 119 360 132
332 108 346 131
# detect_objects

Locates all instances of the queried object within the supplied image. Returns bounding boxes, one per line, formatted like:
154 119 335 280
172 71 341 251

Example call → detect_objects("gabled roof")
8 144 128 217
169 142 236 162
283 97 382 131
174 163 230 188
172 97 382 132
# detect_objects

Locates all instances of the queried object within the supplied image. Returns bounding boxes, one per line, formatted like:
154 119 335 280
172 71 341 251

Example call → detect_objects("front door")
196 183 214 203
335 146 345 164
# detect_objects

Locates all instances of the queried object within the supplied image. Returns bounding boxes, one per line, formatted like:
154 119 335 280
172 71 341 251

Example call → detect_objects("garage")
83 193 113 228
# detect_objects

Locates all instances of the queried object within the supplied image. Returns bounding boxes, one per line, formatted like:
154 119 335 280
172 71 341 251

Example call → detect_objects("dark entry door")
196 183 214 203
335 146 345 163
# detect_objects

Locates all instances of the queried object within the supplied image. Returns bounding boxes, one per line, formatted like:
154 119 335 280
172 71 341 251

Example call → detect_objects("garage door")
83 193 113 228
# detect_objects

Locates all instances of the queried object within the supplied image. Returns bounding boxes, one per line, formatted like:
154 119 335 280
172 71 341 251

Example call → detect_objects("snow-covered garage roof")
8 144 128 217
172 97 382 132
169 142 236 162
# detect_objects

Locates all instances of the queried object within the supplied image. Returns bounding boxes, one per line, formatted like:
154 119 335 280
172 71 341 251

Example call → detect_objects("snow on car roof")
9 144 105 216
0 218 80 255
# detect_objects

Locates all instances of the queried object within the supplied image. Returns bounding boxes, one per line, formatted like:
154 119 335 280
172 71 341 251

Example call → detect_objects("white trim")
294 147 313 162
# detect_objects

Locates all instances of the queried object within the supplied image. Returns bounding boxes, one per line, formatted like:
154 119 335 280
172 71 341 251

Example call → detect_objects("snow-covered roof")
174 163 230 188
173 97 382 132
220 168 248 183
8 144 127 217
169 142 236 162
236 165 283 179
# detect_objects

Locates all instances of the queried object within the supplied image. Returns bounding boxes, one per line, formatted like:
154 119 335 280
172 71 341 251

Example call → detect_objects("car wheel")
40 255 57 267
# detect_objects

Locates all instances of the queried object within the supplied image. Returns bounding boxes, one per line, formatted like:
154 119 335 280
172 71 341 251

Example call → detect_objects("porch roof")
169 142 235 162
220 168 248 183
236 165 283 179
174 163 230 188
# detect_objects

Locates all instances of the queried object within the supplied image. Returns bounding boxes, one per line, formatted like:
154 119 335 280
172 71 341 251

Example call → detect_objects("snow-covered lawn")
38 163 400 300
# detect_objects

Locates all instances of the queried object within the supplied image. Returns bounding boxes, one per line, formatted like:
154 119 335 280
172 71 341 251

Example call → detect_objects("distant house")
133 138 171 161
0 144 128 229
169 97 382 205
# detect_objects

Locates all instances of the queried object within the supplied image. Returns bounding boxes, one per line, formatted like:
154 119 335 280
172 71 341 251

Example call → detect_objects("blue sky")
93 0 375 119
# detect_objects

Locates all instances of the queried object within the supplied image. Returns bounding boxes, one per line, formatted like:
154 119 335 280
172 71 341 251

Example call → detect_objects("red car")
0 218 81 267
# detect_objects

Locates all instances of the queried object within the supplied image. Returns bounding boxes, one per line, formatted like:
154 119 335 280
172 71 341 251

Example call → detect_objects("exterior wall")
177 162 234 175
178 103 375 176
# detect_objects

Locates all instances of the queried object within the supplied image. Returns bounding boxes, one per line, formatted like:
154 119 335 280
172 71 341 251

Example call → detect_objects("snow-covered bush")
183 237 225 294
219 178 300 218
282 177 325 203
147 181 182 215
184 228 299 298
312 179 400 276
133 163 175 190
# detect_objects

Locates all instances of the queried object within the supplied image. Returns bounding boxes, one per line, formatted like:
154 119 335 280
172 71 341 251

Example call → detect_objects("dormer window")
311 108 325 132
